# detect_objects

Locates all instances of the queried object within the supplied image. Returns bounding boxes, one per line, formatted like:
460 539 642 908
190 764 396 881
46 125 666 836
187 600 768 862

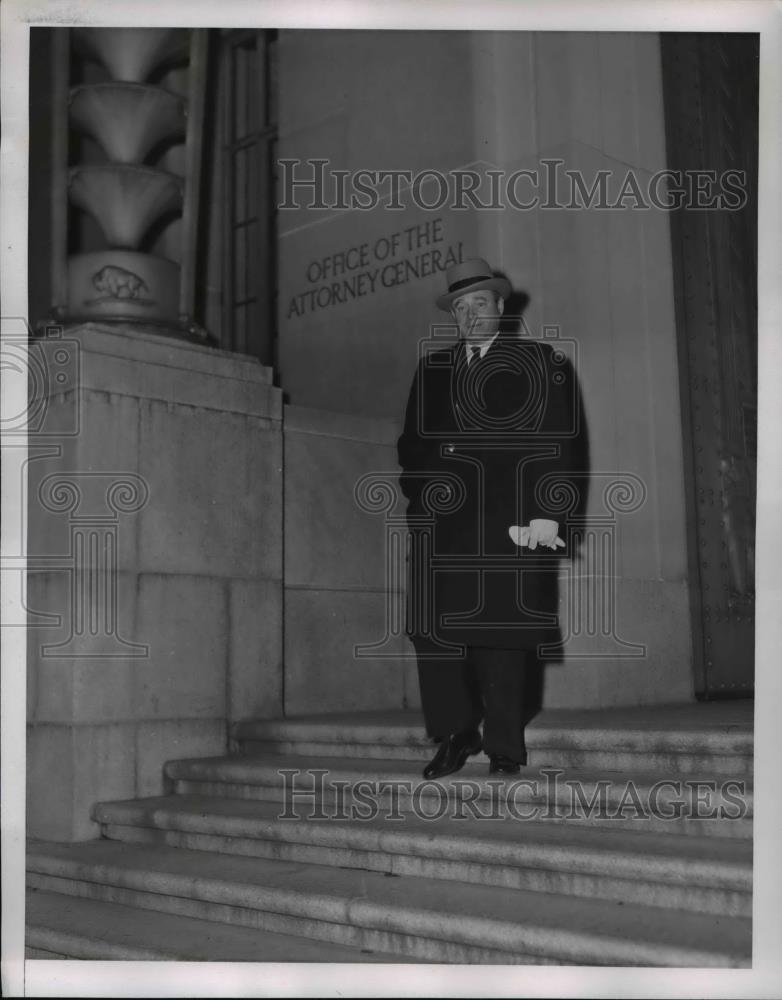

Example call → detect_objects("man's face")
451 289 504 342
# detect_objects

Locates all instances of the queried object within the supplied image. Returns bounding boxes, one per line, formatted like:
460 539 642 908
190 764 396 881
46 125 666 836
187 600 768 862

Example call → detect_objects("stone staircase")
26 701 753 965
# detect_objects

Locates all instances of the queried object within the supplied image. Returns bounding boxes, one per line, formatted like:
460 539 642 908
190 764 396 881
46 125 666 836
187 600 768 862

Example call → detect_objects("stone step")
25 888 405 962
232 702 754 777
164 751 753 839
26 840 751 967
93 793 752 917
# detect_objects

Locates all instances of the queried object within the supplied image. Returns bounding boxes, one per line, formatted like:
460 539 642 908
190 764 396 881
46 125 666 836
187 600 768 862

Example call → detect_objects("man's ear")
497 296 505 316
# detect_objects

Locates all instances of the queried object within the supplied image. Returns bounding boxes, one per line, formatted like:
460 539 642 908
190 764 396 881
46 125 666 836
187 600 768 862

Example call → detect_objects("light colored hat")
436 257 512 311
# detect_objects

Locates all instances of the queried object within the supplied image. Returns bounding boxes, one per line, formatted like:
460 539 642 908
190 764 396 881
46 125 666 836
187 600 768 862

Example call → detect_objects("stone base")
26 323 283 841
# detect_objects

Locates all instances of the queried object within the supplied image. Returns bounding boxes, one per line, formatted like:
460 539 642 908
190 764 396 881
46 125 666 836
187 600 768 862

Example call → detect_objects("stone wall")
481 32 693 706
26 324 283 840
276 29 481 417
275 29 694 708
282 404 418 714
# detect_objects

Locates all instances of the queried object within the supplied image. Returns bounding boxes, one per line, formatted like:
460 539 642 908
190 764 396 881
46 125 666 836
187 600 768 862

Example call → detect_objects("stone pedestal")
26 323 283 840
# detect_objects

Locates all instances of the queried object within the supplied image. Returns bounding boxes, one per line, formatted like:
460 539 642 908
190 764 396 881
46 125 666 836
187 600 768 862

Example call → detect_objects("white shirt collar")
465 332 499 363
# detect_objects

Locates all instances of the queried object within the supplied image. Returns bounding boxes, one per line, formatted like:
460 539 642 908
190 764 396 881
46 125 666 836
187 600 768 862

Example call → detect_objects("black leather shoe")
488 753 522 776
423 730 482 780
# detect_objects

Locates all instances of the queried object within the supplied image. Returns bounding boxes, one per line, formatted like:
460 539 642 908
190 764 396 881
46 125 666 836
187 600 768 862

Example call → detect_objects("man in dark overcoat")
397 258 579 779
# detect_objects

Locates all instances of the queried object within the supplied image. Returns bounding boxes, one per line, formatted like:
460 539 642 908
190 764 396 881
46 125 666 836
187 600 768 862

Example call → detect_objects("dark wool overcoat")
397 333 580 651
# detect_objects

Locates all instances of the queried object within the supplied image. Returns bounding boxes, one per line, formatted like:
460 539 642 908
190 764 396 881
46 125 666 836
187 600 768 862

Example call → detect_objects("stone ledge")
26 888 403 962
36 322 271 383
92 793 752 892
34 323 282 420
162 750 754 840
284 403 401 447
230 703 754 775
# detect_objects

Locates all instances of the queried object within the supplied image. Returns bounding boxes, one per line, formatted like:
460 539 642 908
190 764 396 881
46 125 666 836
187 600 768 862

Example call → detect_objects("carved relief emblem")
84 264 155 306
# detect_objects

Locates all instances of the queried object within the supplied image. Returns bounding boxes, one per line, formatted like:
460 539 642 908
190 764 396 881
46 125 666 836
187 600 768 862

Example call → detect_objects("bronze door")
662 33 758 698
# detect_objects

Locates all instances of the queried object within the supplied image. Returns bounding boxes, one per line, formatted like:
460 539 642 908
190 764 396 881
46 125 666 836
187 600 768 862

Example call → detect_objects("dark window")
220 28 278 369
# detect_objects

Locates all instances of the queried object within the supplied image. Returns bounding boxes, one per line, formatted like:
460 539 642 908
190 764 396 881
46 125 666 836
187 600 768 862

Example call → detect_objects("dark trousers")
413 637 528 763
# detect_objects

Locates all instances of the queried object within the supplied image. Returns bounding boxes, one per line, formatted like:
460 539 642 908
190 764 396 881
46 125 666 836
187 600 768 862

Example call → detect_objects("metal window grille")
220 28 278 367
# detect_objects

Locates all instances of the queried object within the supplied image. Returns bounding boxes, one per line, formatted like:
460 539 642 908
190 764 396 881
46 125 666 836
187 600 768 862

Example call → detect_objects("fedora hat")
436 257 512 311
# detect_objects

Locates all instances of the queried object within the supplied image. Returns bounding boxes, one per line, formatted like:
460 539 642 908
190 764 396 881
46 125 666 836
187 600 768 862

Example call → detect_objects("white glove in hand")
509 519 565 550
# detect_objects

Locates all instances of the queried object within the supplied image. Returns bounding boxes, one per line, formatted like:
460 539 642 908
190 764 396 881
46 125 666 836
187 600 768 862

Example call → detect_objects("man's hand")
509 521 565 550
529 518 561 550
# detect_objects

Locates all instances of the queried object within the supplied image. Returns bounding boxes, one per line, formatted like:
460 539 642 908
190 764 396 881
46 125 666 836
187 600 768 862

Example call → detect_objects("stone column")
52 28 208 337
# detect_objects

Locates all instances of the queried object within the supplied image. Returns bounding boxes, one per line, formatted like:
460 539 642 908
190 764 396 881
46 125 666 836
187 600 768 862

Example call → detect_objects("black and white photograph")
2 1 781 996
